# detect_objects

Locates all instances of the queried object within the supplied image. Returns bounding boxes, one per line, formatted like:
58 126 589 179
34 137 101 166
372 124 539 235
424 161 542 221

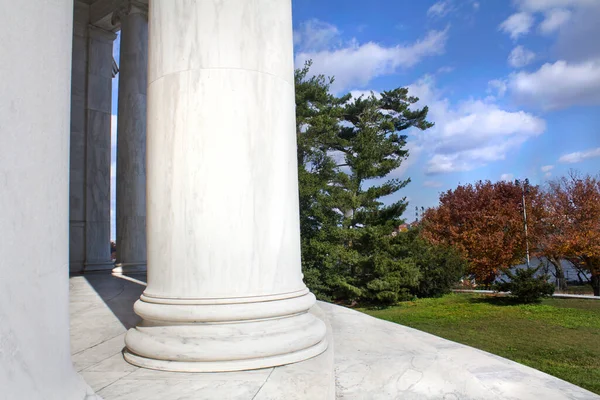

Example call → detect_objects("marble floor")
69 273 334 400
70 273 599 400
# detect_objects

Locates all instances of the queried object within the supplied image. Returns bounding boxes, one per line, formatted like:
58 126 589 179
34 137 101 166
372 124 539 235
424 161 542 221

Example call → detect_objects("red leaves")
421 180 543 284
542 172 600 274
421 172 600 285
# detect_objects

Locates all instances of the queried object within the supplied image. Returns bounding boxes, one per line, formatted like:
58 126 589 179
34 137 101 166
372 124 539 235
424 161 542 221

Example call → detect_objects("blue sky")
111 0 600 237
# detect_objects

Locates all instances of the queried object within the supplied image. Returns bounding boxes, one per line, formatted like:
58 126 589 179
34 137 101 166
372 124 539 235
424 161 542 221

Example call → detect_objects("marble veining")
148 0 294 84
320 302 599 400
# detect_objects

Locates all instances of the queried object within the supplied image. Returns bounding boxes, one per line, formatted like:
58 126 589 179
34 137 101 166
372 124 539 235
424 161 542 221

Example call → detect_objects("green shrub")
411 237 466 298
495 266 555 303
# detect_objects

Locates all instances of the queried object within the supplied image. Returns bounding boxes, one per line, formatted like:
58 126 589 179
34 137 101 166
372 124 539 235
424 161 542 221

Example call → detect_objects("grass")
361 294 600 395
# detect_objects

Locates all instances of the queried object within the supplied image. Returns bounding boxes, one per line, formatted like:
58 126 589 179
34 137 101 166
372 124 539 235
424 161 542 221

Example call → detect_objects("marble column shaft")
84 26 116 271
124 0 327 372
69 1 91 273
69 0 116 273
1 1 94 397
115 1 148 272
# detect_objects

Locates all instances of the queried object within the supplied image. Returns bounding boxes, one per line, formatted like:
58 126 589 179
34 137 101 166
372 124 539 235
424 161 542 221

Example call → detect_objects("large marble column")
1 1 95 398
114 1 148 274
124 0 328 372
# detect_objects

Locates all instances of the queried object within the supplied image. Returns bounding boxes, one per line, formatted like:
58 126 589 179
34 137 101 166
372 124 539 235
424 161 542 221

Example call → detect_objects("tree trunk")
581 256 599 297
549 257 567 291
592 273 600 297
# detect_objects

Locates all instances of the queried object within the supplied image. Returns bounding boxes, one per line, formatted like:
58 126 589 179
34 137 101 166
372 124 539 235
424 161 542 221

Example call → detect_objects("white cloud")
110 114 117 241
558 147 600 163
508 59 600 109
294 19 341 52
517 0 596 12
111 114 117 180
554 2 600 62
428 1 451 18
541 164 554 172
499 12 534 39
539 8 571 33
473 2 480 10
488 79 508 97
437 66 454 74
388 142 423 180
508 45 536 67
503 0 600 61
501 173 515 182
407 77 546 175
295 27 448 93
349 90 382 101
111 114 117 147
423 180 444 188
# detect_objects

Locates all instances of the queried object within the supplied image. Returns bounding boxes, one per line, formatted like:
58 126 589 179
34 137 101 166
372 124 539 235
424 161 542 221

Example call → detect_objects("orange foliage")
542 172 600 295
420 180 544 284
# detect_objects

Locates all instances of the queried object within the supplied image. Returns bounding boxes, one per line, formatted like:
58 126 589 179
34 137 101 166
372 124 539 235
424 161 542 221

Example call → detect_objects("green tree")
407 226 467 298
294 62 434 305
294 62 349 300
495 266 555 303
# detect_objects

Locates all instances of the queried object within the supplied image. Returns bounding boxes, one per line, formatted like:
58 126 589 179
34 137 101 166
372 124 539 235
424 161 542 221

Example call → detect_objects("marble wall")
0 1 96 398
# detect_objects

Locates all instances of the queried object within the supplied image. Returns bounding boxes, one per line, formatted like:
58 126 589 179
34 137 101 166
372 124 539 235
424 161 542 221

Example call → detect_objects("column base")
113 262 147 274
123 336 327 373
124 291 328 372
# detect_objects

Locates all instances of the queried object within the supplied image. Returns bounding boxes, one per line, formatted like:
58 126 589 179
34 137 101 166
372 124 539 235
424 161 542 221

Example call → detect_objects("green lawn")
361 294 600 395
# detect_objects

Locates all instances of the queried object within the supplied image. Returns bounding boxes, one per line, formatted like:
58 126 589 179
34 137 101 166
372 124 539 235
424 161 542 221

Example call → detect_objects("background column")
69 1 90 273
0 1 96 398
124 0 327 372
115 1 148 273
69 1 116 274
84 26 117 272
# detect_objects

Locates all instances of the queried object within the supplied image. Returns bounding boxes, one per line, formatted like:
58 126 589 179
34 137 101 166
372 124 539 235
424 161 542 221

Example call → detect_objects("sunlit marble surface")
321 302 599 400
69 274 334 399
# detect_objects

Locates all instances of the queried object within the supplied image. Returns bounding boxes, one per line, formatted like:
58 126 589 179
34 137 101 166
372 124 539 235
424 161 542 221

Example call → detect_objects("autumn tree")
542 171 600 296
420 180 544 285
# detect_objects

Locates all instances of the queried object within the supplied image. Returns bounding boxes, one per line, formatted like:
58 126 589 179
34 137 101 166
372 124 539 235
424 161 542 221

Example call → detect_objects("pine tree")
294 62 349 300
295 63 434 305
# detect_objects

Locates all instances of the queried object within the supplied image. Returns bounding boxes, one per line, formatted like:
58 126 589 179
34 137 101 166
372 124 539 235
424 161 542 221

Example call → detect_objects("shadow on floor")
81 271 147 329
